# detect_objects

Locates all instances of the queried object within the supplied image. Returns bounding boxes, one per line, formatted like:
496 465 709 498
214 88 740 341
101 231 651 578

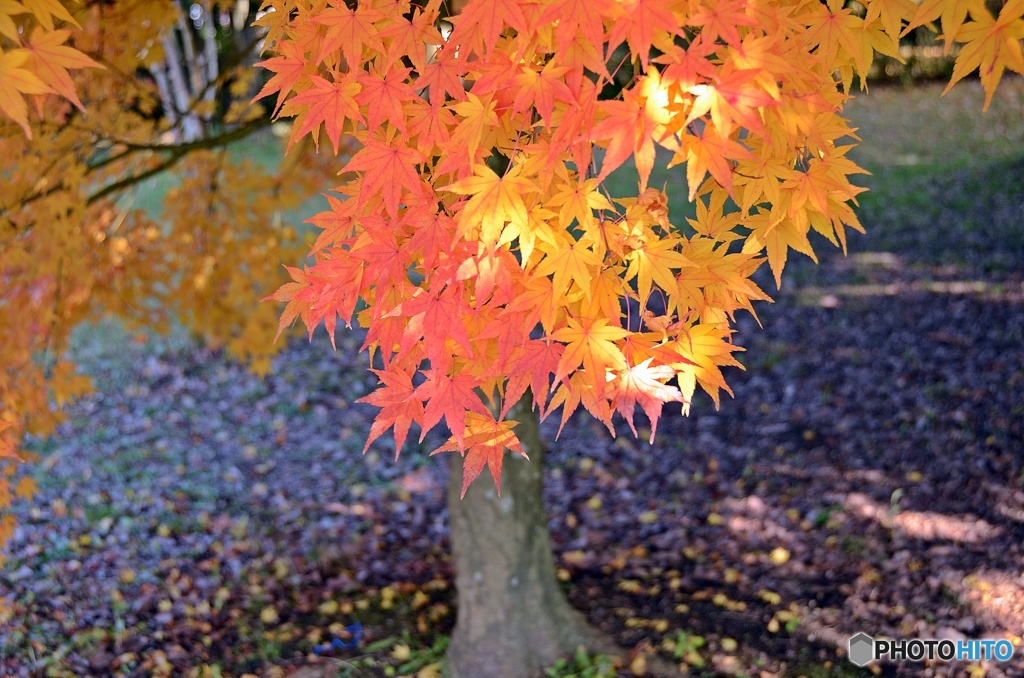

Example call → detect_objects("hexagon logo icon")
848 632 875 667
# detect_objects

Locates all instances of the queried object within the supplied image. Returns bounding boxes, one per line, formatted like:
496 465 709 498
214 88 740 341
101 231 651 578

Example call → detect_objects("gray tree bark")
446 394 612 678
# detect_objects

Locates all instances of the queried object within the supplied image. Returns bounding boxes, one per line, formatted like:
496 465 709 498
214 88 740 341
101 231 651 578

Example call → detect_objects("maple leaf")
686 66 778 137
503 274 562 335
444 165 533 244
672 126 750 200
502 339 564 418
656 36 719 91
359 366 424 458
378 1 444 72
0 48 52 137
803 0 872 76
341 132 427 218
431 411 527 497
611 358 685 442
21 0 77 31
550 178 613 234
442 92 500 173
404 202 456 269
591 84 658 189
943 2 1024 108
356 65 418 135
289 73 362 153
534 240 603 303
416 46 468 107
903 0 979 49
414 371 490 448
314 3 385 68
742 208 817 287
400 284 474 370
447 0 528 56
624 234 691 305
0 1 27 42
540 0 619 57
266 265 313 342
552 316 630 390
607 0 683 66
864 0 918 43
689 0 756 46
670 323 743 408
254 41 308 114
511 60 573 126
22 28 102 110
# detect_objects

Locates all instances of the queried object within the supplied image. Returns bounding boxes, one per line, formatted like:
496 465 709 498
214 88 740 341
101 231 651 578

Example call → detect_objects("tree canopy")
2 0 1022 553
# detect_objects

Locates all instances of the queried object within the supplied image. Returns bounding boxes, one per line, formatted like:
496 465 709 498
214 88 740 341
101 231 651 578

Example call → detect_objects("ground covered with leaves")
2 82 1023 678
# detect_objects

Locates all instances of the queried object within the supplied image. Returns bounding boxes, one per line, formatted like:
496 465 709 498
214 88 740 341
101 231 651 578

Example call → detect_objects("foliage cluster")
1 0 1021 553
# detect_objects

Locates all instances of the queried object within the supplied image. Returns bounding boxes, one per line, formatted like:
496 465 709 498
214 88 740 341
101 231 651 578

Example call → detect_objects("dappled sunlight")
796 279 1024 307
847 251 904 269
893 511 1002 543
718 495 803 549
843 493 1002 544
960 570 1024 638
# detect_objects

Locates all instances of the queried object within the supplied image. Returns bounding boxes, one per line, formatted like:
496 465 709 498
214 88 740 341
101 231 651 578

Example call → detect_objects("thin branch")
86 117 271 205
6 116 272 221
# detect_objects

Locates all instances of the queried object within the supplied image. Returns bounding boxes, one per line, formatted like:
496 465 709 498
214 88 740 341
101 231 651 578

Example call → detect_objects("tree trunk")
446 394 610 678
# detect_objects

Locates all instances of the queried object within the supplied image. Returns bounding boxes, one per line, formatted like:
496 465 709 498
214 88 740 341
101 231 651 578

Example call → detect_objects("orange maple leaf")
607 0 684 66
431 411 527 497
254 41 308 115
359 366 424 458
23 28 102 110
447 0 528 56
414 371 490 448
289 73 362 153
356 64 418 135
341 132 427 218
314 3 385 68
552 316 630 390
444 165 533 244
0 48 52 136
21 0 77 31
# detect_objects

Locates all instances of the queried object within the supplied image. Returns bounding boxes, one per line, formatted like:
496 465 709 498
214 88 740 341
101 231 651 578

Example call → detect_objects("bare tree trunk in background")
446 394 612 678
151 3 224 143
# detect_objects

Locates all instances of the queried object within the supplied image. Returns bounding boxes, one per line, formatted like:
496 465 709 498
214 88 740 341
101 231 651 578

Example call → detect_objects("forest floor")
1 81 1023 678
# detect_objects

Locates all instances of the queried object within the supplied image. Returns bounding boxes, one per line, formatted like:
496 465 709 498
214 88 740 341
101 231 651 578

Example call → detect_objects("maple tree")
3 0 1023 674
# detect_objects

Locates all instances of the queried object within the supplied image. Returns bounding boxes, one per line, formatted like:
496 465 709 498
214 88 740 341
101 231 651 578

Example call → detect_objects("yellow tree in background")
0 1 336 548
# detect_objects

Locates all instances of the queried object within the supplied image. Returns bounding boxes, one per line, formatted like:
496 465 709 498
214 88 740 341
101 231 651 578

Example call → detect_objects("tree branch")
86 117 272 205
4 116 273 223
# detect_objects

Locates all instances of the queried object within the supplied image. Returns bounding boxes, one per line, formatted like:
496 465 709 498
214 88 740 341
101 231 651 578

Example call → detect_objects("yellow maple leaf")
943 1 1024 108
534 239 603 302
445 165 534 244
0 48 52 136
